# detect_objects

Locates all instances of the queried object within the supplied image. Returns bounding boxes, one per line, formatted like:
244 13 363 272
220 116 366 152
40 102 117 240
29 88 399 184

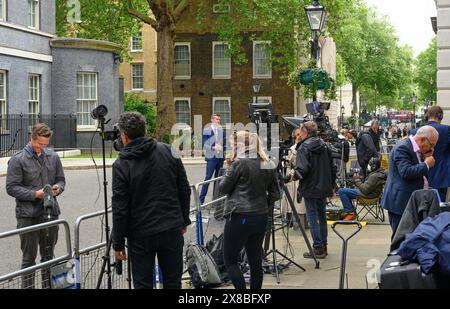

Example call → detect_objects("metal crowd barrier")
186 176 226 248
0 177 228 289
0 220 72 289
74 209 130 289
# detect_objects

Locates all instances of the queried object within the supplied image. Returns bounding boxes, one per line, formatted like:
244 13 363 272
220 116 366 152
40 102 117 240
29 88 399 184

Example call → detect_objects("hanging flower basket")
299 69 314 85
288 64 336 100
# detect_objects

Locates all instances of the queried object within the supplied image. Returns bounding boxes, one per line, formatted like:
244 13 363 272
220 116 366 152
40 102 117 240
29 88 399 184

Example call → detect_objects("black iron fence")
0 114 77 157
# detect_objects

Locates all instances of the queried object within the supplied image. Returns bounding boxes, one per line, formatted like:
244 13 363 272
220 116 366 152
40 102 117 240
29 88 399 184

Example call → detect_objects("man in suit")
381 126 438 236
199 114 226 204
410 106 450 202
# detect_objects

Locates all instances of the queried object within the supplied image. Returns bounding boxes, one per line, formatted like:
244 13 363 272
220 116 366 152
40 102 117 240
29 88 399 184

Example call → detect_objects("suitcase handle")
331 220 362 289
331 220 362 241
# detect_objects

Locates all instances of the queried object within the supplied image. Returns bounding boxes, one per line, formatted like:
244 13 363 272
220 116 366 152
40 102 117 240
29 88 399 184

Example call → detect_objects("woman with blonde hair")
219 131 280 289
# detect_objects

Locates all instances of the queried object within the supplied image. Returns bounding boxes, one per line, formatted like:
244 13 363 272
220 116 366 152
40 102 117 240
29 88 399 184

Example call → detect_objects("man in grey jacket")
6 123 65 288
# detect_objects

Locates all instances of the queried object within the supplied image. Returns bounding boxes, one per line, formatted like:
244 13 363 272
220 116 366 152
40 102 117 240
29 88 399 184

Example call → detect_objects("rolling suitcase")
378 254 440 289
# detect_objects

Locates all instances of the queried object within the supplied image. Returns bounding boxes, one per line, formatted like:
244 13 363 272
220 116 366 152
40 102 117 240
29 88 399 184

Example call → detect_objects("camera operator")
337 157 387 220
111 112 191 289
6 123 65 289
219 131 279 289
293 121 336 259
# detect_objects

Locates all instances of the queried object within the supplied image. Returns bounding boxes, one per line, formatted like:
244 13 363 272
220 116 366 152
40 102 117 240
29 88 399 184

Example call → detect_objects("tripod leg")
270 206 280 284
96 235 113 289
282 184 320 269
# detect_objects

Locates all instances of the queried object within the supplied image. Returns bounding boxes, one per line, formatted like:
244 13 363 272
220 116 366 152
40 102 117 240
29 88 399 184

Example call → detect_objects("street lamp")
305 0 326 102
412 93 417 129
253 82 261 103
340 105 345 129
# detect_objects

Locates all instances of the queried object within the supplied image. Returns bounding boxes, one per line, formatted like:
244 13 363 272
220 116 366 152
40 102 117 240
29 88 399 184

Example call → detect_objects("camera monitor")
319 102 331 111
248 102 277 123
305 103 315 114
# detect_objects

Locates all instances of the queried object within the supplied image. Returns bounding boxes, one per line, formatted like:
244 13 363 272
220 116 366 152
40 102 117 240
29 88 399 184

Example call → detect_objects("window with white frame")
27 0 39 29
131 32 143 51
174 43 191 79
0 71 6 119
213 98 231 126
0 0 6 21
253 96 272 104
28 74 40 121
132 63 144 90
253 41 271 78
77 73 98 128
213 42 231 79
175 98 191 126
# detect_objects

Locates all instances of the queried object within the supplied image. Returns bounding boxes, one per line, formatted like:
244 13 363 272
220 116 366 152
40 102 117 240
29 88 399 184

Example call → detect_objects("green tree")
333 1 415 113
124 93 156 135
414 37 437 106
56 0 144 57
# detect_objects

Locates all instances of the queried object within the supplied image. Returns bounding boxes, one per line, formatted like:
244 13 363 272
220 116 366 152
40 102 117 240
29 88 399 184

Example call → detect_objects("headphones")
368 157 381 172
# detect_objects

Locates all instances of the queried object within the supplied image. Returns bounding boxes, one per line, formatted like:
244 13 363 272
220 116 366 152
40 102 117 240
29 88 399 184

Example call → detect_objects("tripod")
263 172 319 283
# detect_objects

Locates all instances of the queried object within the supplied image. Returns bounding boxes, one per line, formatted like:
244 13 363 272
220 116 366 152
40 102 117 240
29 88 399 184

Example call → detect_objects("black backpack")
185 243 222 289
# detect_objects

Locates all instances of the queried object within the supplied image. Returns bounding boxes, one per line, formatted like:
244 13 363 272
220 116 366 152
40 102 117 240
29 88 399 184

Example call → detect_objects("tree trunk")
154 26 176 142
352 84 358 117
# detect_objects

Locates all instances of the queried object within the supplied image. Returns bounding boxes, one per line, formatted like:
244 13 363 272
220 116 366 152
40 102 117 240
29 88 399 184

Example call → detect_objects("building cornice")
50 38 122 54
0 21 55 38
0 46 52 62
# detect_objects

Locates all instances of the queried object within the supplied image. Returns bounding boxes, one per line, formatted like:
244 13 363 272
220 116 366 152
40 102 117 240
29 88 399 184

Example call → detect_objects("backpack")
186 243 222 289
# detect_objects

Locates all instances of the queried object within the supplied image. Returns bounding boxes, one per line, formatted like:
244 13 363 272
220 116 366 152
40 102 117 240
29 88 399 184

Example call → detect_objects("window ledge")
77 127 98 132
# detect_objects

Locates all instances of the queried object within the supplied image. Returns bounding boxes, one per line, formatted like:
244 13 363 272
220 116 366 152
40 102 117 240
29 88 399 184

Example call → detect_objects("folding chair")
353 196 385 222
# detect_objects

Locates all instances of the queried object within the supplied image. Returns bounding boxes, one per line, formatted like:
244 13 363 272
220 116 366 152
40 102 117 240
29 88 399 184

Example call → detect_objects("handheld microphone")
43 184 53 210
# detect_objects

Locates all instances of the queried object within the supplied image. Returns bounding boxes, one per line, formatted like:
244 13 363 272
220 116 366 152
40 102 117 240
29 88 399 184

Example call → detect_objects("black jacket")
356 132 379 167
368 128 381 152
390 190 442 251
219 157 280 216
112 137 191 251
295 136 335 199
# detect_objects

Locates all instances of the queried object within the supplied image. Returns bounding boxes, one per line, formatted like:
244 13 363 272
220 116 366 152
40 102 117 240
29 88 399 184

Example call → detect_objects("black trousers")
17 217 59 289
128 228 184 289
223 213 267 289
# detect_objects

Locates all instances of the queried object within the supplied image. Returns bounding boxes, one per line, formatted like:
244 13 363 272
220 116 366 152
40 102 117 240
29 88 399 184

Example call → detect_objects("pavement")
0 154 206 177
0 152 392 289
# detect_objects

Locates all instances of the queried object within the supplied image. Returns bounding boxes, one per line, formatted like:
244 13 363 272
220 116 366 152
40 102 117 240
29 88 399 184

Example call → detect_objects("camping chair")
353 196 385 222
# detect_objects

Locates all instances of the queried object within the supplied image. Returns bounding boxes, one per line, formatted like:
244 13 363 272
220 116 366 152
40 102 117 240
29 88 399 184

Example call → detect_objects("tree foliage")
56 0 145 57
333 1 415 112
124 93 156 135
414 37 437 106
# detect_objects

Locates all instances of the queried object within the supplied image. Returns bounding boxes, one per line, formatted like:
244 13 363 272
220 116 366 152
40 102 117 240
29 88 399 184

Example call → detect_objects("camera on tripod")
91 105 124 151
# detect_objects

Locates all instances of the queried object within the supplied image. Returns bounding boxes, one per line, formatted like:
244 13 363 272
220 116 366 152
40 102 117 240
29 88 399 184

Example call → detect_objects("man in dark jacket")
294 121 335 259
337 157 387 221
381 126 438 237
368 120 381 152
353 126 379 180
6 123 65 289
410 106 450 202
112 112 191 289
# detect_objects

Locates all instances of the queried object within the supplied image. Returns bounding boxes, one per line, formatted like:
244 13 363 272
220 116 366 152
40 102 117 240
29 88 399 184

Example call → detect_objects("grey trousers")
17 217 59 289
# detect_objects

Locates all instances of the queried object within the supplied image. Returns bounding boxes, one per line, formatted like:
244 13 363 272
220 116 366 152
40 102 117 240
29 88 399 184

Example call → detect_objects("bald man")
381 126 438 236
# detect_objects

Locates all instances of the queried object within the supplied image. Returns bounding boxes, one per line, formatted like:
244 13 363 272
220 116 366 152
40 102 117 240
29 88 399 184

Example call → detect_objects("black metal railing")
0 114 77 157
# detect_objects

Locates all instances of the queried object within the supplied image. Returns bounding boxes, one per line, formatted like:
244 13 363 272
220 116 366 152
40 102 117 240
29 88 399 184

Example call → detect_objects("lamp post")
412 93 417 129
253 82 261 103
305 0 326 102
340 105 345 129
